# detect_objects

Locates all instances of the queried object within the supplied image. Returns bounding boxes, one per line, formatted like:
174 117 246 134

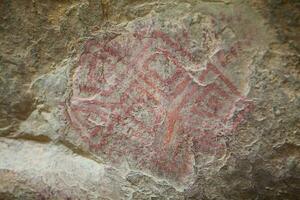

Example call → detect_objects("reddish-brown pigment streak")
62 26 254 181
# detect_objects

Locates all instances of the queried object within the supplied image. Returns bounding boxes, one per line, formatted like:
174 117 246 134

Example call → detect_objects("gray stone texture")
0 0 299 199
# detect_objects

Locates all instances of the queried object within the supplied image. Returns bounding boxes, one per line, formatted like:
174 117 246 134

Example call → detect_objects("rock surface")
0 0 299 199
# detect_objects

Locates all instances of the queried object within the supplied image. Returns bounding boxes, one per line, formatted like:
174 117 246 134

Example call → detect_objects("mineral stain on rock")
0 0 299 199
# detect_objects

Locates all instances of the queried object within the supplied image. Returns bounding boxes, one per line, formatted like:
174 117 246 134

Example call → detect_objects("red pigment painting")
62 22 254 181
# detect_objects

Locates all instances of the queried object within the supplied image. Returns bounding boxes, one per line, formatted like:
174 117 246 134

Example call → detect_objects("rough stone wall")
0 0 299 199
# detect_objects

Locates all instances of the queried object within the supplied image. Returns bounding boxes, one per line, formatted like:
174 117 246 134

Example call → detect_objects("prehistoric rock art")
1 1 299 199
62 16 254 183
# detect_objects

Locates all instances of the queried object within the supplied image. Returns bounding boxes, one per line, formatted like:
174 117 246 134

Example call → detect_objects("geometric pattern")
63 28 253 181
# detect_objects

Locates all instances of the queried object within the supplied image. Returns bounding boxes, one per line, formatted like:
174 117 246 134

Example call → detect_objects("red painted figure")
62 23 254 182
